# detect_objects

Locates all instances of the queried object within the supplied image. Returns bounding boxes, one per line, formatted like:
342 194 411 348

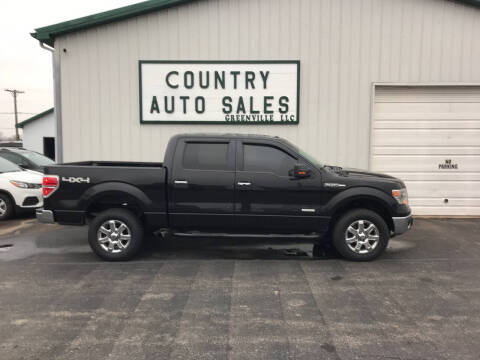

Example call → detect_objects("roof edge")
31 0 196 47
30 0 480 47
17 108 54 128
456 0 480 7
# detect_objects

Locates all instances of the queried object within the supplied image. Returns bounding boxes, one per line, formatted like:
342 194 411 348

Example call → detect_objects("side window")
183 142 229 171
243 144 296 176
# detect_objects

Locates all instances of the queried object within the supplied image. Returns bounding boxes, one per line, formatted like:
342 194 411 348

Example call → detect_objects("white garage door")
371 86 480 216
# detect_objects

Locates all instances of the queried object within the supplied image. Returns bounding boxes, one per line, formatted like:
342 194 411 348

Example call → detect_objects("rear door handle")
237 182 251 186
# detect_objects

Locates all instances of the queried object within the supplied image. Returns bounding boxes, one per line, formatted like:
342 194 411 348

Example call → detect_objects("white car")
0 157 43 220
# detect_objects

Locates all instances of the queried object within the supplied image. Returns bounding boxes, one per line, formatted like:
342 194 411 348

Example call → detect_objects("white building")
32 0 480 215
16 108 56 160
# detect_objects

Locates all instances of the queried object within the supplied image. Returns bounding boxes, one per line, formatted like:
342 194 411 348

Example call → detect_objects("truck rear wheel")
88 208 144 261
332 209 389 261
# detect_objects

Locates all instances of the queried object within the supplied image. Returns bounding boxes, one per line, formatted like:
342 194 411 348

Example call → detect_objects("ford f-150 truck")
37 134 413 261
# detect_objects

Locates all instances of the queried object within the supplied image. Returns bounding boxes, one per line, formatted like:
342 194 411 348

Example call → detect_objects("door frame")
168 137 237 230
233 138 325 233
43 137 56 160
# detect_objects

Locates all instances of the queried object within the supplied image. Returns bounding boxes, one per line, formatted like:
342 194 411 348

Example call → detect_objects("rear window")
183 142 229 170
20 151 55 166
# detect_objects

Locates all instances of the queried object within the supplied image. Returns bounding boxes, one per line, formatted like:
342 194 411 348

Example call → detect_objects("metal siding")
57 0 480 167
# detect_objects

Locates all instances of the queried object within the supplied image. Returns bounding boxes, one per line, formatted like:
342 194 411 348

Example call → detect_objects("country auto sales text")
148 70 296 122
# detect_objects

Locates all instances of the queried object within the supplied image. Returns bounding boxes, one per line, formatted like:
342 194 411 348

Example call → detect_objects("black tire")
88 208 144 261
0 193 14 221
332 208 389 261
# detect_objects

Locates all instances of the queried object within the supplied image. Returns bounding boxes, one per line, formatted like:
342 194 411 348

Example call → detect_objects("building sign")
438 159 458 169
139 61 300 124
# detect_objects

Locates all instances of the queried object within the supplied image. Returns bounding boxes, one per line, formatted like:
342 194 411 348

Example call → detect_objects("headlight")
392 188 408 205
10 180 41 189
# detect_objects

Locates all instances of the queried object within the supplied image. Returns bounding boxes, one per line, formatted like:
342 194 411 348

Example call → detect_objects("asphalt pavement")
0 217 479 360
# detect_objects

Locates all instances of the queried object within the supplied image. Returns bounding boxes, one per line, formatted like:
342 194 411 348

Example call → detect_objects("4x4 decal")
61 177 90 184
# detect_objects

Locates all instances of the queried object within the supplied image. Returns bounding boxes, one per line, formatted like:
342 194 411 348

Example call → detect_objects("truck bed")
43 162 167 227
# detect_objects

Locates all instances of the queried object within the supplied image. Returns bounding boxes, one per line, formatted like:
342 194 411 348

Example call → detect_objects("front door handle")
174 180 189 188
237 182 251 186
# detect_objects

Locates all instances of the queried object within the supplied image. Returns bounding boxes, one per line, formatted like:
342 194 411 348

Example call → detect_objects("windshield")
297 148 324 168
283 140 324 168
0 157 22 173
20 151 55 166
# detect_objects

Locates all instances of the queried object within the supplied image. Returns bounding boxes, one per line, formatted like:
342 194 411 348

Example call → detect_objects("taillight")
43 175 59 198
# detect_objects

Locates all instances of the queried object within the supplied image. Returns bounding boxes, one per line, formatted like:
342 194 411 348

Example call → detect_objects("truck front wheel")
332 209 389 261
88 208 144 261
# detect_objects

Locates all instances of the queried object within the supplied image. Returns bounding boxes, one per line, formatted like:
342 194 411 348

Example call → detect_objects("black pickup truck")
37 134 413 261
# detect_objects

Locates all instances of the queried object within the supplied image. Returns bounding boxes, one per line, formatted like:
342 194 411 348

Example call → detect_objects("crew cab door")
168 139 236 230
235 140 326 233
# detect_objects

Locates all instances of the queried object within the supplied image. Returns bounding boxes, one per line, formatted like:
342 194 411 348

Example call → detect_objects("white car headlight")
392 188 408 205
10 180 41 189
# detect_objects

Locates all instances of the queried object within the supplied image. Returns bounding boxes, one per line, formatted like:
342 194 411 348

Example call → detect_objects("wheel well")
0 190 14 205
329 198 393 234
86 195 143 220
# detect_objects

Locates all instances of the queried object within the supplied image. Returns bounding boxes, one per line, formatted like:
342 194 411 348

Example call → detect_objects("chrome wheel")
0 199 6 217
345 220 380 254
97 220 131 253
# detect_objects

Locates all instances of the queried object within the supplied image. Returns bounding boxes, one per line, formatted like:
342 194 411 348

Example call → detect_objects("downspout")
39 41 63 163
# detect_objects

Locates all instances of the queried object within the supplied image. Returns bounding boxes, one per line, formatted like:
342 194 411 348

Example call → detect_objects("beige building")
32 0 480 215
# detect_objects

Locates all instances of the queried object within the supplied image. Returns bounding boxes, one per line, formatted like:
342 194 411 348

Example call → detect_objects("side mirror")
290 164 312 179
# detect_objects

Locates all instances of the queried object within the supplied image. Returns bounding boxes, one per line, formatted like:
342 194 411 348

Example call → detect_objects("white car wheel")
0 194 13 220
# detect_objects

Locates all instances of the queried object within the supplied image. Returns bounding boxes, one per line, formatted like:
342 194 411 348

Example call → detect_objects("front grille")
22 197 39 206
31 184 42 189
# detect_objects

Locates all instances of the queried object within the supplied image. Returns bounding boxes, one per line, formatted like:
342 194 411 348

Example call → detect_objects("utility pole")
4 89 25 141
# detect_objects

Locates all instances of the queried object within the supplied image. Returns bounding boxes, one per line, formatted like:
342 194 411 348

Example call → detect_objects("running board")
171 231 321 239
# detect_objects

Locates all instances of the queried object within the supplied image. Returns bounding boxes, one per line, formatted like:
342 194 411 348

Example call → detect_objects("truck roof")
173 133 283 140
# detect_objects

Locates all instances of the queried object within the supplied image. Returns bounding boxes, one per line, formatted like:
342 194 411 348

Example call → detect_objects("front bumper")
392 214 414 235
36 209 55 223
12 189 43 209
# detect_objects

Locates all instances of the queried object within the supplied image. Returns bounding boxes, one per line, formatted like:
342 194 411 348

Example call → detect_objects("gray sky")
0 0 139 139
